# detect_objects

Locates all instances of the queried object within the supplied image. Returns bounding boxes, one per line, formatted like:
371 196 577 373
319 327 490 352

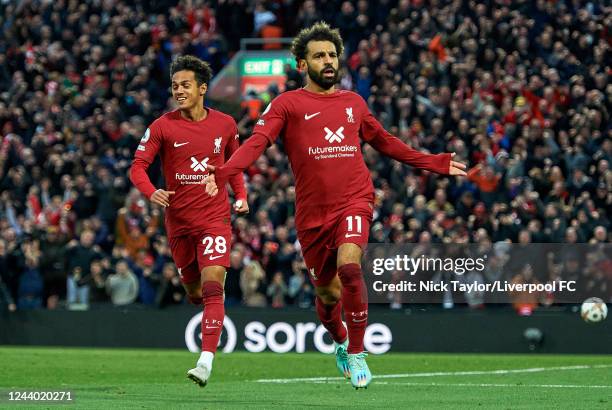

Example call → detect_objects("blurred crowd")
0 0 610 312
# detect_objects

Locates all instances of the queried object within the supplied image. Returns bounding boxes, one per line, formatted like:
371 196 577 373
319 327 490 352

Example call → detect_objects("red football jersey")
253 88 382 230
131 109 246 238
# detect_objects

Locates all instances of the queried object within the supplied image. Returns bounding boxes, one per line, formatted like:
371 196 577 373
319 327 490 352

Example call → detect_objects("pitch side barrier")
1 307 610 354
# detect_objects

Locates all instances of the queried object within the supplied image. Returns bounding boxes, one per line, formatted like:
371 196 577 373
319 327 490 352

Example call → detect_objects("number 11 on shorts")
346 215 362 238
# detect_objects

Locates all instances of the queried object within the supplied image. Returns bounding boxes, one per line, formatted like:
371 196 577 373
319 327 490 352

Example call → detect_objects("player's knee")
318 292 341 305
183 280 203 304
337 243 362 266
316 285 341 305
337 253 361 267
202 266 226 283
184 283 201 297
186 288 202 305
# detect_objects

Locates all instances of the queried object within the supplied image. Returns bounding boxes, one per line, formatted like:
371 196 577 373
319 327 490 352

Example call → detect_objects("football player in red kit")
129 55 248 387
205 23 467 389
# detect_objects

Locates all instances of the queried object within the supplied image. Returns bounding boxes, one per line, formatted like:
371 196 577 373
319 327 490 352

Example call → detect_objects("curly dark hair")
290 21 344 64
170 55 213 85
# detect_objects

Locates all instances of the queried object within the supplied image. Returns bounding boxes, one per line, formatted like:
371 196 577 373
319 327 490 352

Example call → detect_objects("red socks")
315 296 348 344
338 263 368 354
201 281 224 353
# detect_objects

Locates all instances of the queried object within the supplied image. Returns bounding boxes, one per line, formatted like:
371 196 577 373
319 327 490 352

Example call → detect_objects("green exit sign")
241 57 296 76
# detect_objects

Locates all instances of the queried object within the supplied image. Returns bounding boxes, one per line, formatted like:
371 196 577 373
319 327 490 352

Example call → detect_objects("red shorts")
168 224 232 284
298 202 373 287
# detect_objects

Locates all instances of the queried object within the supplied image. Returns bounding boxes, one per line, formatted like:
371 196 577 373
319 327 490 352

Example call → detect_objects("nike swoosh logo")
345 233 361 238
304 112 321 120
174 142 189 147
209 255 224 260
352 318 367 323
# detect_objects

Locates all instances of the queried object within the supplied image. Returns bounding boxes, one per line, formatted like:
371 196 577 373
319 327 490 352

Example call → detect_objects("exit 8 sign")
241 57 296 76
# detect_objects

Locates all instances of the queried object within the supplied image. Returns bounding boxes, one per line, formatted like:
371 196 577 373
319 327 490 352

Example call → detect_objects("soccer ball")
580 297 608 323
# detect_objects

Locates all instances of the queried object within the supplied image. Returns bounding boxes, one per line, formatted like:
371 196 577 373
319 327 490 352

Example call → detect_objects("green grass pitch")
0 347 610 409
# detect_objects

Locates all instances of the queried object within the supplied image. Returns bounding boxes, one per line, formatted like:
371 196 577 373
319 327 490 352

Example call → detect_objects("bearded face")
302 40 340 90
307 62 338 90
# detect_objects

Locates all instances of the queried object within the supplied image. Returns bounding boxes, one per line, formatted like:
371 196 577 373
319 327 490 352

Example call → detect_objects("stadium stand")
0 0 609 311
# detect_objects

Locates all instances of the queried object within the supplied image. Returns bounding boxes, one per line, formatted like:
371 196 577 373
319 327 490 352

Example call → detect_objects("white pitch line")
254 364 612 384
365 382 612 389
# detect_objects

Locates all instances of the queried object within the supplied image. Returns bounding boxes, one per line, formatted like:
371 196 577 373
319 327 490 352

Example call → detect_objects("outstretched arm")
207 96 286 196
225 131 249 214
361 112 466 175
368 132 466 175
205 133 270 196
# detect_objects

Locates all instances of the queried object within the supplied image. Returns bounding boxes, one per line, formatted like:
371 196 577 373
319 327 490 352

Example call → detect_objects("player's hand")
449 153 467 176
234 199 249 214
205 166 219 197
150 189 175 207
